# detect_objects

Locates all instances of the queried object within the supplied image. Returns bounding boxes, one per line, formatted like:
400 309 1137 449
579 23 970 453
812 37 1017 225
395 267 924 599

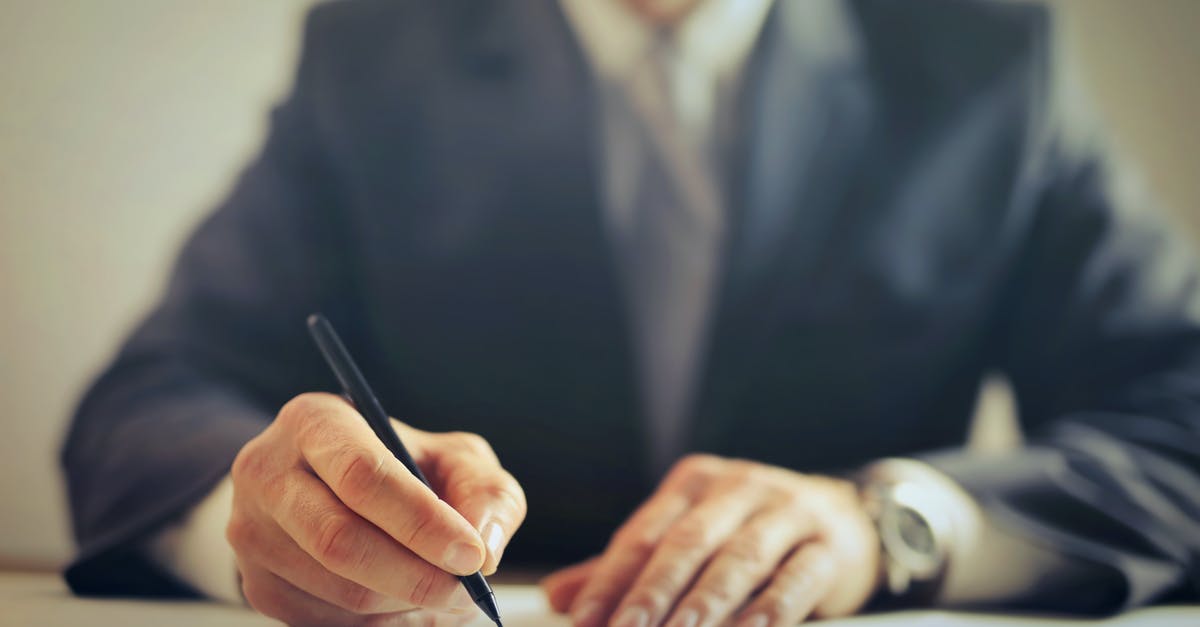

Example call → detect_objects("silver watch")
862 480 953 599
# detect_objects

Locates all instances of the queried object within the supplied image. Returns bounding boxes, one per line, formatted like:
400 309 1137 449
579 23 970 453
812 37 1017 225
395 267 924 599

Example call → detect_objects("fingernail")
737 614 769 627
483 520 505 559
443 540 484 574
571 600 603 626
666 608 699 627
613 606 649 627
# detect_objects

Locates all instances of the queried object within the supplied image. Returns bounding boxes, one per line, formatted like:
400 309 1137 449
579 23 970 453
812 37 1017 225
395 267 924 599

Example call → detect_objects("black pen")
307 313 503 627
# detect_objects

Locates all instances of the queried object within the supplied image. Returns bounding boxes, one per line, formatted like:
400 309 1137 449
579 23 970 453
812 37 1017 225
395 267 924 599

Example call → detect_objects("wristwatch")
861 478 954 605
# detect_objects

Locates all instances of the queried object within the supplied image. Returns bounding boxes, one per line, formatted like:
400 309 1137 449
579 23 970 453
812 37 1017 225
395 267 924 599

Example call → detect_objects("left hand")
541 454 882 627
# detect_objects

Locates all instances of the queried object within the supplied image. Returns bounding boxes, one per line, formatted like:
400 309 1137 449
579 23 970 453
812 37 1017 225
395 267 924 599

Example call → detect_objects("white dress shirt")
149 0 1073 609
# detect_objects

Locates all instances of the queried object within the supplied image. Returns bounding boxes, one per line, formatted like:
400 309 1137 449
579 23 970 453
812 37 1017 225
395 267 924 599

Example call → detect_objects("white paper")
465 585 570 627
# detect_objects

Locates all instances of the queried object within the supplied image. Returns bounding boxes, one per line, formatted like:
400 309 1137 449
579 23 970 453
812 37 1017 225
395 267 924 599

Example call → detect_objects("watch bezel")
875 481 952 588
880 500 942 579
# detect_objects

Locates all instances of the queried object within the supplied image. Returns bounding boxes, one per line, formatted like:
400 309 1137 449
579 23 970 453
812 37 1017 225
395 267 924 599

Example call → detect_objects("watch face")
881 501 943 579
896 506 936 556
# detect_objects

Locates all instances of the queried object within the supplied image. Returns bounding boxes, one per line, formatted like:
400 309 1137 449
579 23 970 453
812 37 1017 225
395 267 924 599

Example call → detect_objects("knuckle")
629 590 674 616
287 394 353 450
728 459 759 482
334 447 388 508
240 573 278 617
313 511 365 570
427 574 461 607
765 483 794 506
497 473 528 518
340 583 388 614
459 475 526 520
675 453 721 477
240 578 264 611
613 524 660 558
804 545 836 574
259 470 290 511
230 441 268 485
665 516 714 550
782 546 833 588
782 489 814 513
641 560 683 589
780 551 808 578
635 570 687 608
406 568 437 607
395 498 440 548
295 415 336 454
405 566 456 608
823 475 857 498
709 580 738 606
279 392 326 428
230 446 250 482
449 432 493 457
666 454 726 494
224 514 256 554
693 584 735 614
761 589 794 617
722 534 769 565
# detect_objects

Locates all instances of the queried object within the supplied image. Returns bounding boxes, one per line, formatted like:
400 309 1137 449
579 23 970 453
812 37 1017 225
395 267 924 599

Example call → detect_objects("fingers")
608 482 766 627
664 507 817 627
567 455 725 627
227 512 413 615
734 542 837 627
239 560 469 627
238 560 363 627
235 392 529 623
541 556 600 614
264 466 473 612
559 456 861 627
284 393 487 576
429 430 528 575
568 490 693 627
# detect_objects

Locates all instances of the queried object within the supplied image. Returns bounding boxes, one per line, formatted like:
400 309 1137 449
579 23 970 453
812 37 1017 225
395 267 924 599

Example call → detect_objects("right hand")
227 392 527 626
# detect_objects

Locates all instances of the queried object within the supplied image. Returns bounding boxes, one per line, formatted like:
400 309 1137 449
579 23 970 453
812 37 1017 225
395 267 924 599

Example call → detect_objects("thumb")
421 431 527 575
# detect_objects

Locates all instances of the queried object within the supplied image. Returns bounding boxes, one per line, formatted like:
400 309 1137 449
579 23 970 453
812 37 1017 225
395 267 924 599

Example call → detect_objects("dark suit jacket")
61 0 1200 614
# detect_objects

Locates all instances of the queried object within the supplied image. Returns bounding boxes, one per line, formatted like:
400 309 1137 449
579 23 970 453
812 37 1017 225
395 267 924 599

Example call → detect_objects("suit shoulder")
853 0 1050 54
305 0 414 32
301 0 421 52
293 0 453 92
852 0 1052 100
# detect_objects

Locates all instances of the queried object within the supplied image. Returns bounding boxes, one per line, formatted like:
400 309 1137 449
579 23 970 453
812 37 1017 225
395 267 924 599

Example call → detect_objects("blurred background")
0 0 1197 571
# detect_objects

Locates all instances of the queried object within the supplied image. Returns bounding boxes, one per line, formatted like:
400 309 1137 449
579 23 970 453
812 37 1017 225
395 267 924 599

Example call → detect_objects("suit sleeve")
60 6 357 597
922 16 1200 615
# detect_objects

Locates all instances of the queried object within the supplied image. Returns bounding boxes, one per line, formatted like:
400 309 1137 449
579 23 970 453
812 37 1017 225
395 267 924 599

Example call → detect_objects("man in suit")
62 0 1200 625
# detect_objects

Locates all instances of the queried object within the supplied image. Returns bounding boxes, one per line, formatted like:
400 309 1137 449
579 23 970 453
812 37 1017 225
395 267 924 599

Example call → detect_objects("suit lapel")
454 0 650 470
430 0 878 470
694 0 877 451
726 0 873 291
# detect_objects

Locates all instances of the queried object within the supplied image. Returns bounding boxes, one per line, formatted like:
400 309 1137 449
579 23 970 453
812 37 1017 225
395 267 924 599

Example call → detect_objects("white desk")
1 571 1196 627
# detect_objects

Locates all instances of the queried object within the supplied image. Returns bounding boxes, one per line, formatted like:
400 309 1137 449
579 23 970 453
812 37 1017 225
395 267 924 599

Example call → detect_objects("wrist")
856 459 965 608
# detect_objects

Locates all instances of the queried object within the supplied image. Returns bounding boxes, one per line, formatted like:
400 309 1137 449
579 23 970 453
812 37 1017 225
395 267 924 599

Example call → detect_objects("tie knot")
647 27 678 69
630 30 680 124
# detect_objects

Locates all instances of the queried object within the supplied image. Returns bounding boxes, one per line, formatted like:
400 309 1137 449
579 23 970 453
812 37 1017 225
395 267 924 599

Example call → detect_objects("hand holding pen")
224 315 524 625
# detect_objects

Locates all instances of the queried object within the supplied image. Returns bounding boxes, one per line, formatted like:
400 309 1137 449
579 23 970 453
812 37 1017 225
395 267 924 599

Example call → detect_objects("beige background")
1 0 1198 569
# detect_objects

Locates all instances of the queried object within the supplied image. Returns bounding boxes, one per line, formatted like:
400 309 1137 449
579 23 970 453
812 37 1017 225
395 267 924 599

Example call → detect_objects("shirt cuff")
861 457 1078 607
145 475 242 604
